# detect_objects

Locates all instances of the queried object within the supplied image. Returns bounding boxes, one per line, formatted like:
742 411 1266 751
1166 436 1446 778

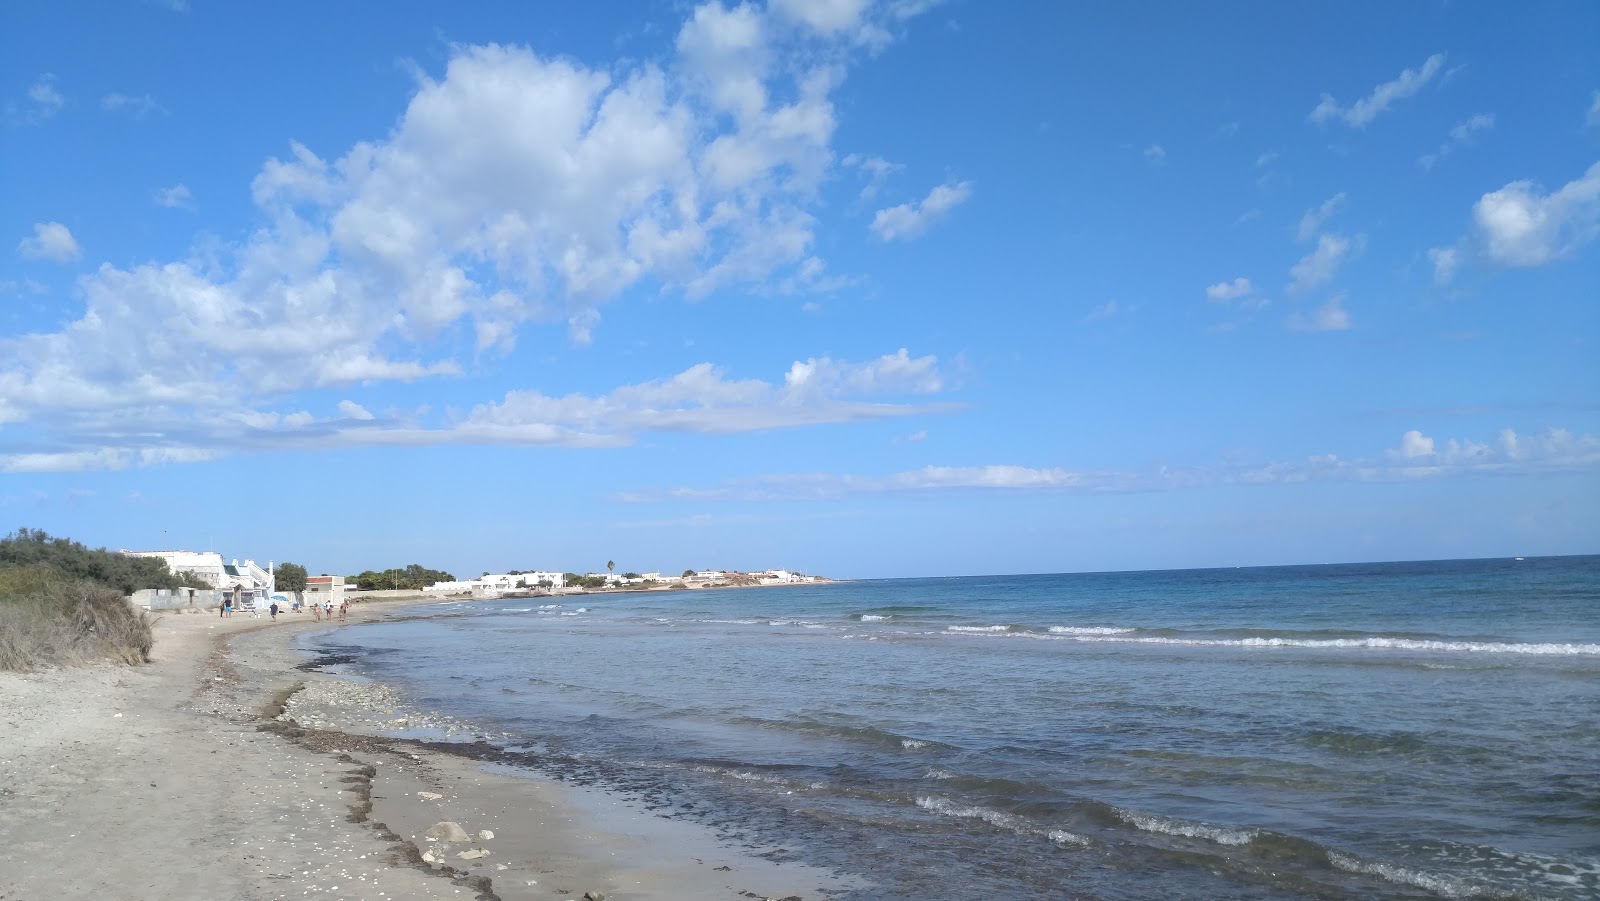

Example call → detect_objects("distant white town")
120 548 826 611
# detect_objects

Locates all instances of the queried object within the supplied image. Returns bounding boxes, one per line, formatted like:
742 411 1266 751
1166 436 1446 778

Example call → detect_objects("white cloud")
1471 161 1600 266
1588 91 1600 128
1427 246 1460 285
1085 299 1119 321
771 0 869 32
10 74 65 123
1287 233 1357 294
101 92 165 117
1418 113 1494 170
0 349 955 471
1286 294 1352 332
1297 192 1346 242
17 222 81 262
1206 277 1253 302
1394 429 1435 459
616 427 1600 501
1143 144 1166 167
870 180 973 241
0 3 949 457
842 153 901 200
153 184 194 209
1310 53 1446 127
1254 151 1278 169
337 400 375 421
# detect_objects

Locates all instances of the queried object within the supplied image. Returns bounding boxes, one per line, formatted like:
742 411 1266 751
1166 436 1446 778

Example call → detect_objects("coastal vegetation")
347 563 455 591
0 529 175 671
275 561 308 592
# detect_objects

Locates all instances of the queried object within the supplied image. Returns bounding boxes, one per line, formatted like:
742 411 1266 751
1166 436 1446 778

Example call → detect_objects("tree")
275 561 308 592
0 528 212 595
607 560 615 574
682 569 695 578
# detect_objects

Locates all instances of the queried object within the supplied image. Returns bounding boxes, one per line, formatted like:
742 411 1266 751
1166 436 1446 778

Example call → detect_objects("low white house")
122 549 226 587
423 572 565 595
306 574 346 604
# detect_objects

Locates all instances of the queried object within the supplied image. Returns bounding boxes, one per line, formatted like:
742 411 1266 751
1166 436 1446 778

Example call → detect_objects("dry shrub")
0 568 155 671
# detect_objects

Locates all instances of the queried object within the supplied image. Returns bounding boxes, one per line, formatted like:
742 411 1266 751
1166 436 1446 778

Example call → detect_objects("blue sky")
3 1 1597 579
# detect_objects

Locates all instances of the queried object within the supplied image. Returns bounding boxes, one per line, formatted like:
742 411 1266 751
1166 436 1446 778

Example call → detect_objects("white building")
122 549 226 587
122 549 275 600
760 569 801 583
306 575 346 603
423 571 565 595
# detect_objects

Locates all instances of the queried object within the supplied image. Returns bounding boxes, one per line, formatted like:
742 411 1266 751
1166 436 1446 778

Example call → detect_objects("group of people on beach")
218 597 348 623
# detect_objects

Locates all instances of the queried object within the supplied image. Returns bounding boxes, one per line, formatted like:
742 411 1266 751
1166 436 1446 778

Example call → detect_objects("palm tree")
607 560 615 574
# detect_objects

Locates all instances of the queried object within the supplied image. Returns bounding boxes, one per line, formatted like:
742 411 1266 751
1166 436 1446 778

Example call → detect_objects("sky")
2 1 1598 580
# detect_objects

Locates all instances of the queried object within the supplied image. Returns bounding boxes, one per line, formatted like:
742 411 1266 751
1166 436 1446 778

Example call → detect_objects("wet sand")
0 601 856 901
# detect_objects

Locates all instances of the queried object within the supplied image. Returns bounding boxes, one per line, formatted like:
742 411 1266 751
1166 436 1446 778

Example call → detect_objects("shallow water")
302 556 1600 899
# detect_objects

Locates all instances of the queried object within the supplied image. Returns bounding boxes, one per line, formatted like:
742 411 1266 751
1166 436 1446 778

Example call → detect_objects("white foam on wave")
901 738 930 750
917 797 1091 849
859 614 893 622
945 627 1600 656
1328 851 1509 900
1118 811 1258 846
701 618 763 625
917 796 1030 832
924 768 956 780
559 607 588 616
1084 635 1600 656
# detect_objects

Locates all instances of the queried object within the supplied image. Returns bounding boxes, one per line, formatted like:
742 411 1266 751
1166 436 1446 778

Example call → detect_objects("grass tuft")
0 566 156 671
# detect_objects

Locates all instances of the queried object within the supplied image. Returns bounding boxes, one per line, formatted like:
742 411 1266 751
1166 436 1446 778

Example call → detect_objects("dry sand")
0 602 859 901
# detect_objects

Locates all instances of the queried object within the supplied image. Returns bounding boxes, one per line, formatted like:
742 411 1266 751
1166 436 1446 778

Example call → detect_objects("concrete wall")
129 587 223 610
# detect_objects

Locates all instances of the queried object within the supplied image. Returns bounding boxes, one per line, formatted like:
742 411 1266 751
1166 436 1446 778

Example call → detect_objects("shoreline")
0 600 857 900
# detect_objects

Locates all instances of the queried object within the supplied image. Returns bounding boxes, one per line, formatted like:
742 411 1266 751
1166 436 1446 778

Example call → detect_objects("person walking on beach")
223 598 232 617
338 600 348 623
269 601 278 621
311 602 321 621
218 599 225 618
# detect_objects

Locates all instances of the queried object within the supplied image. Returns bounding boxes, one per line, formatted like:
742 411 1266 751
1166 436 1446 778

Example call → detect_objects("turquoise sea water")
301 556 1600 899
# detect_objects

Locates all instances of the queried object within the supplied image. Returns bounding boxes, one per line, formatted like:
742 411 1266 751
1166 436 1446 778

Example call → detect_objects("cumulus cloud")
153 184 194 209
0 2 945 465
1470 161 1600 266
616 427 1600 501
1297 192 1346 242
17 222 81 262
8 74 64 124
1206 277 1253 302
337 400 375 421
1287 233 1358 294
1286 294 1352 332
1310 53 1446 128
870 180 973 241
1143 144 1166 167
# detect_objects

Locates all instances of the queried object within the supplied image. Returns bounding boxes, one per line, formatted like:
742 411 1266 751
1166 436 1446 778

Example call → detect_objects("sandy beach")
0 602 854 901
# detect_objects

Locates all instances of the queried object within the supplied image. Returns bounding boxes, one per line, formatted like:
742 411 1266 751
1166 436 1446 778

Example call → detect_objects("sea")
298 556 1600 899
